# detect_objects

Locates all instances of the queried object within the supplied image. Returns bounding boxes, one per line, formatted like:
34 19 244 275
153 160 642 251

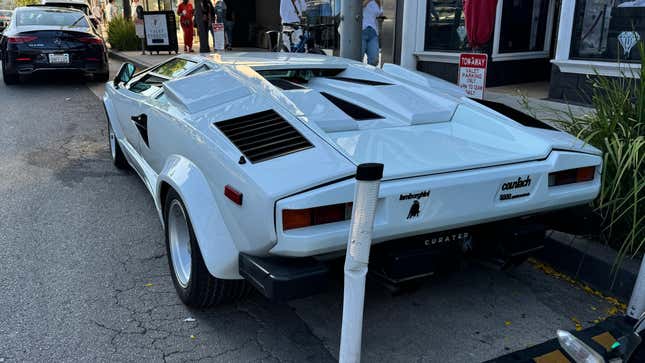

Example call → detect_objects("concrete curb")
536 231 640 302
108 50 151 70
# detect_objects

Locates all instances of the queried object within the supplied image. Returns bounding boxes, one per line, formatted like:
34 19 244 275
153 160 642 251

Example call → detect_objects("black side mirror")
113 63 136 88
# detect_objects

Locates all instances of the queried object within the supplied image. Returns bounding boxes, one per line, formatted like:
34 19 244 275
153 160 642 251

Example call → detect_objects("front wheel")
107 118 128 169
164 189 250 307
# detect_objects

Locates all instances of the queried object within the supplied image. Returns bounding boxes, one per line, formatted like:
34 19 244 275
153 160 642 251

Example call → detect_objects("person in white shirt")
362 0 382 65
280 0 306 51
105 0 119 24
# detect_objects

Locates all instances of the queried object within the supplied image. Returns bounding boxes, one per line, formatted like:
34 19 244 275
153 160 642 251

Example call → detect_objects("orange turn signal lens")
282 203 352 231
548 166 595 187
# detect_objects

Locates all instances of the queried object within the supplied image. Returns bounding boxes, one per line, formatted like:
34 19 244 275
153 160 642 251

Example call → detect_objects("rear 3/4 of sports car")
1 6 108 85
103 53 603 308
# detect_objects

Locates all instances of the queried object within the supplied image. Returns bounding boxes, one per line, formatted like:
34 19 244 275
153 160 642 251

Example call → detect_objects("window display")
571 0 645 62
424 0 468 51
498 0 550 53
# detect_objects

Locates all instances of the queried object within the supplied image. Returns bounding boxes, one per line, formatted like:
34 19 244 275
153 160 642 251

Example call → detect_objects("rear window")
0 11 12 17
16 9 88 27
45 3 90 15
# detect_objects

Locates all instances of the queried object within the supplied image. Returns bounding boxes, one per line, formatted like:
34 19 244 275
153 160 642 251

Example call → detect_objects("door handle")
131 113 147 123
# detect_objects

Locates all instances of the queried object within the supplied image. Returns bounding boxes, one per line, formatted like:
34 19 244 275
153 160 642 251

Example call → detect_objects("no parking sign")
458 53 488 99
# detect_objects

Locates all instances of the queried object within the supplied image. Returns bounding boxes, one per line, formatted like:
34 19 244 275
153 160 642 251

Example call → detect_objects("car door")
114 71 168 156
137 64 212 174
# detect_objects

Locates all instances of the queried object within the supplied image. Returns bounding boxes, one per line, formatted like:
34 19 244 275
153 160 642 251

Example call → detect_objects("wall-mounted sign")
458 53 488 100
618 31 640 57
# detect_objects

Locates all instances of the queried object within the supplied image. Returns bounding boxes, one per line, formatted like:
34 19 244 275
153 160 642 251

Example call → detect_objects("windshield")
16 9 88 27
0 11 12 18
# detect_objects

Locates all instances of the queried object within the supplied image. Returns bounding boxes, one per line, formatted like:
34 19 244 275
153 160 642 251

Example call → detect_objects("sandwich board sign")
458 53 488 99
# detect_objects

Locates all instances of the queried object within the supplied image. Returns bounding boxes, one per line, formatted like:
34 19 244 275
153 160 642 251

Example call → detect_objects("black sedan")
0 6 108 85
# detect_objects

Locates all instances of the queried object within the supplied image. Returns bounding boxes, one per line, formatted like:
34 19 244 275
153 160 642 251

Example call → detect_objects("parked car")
1 6 108 85
103 54 603 307
0 10 12 32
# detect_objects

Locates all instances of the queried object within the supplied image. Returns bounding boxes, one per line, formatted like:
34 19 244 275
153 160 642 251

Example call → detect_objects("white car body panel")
103 52 602 279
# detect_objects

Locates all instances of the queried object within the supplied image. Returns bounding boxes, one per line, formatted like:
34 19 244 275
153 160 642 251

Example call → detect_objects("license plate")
48 53 69 64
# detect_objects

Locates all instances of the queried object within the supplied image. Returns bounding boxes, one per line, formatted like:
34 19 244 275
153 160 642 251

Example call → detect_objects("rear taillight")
15 57 31 61
548 166 595 187
8 35 37 44
78 36 103 45
282 203 353 231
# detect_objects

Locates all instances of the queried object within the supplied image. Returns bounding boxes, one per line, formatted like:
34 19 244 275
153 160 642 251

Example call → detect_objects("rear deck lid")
327 104 552 180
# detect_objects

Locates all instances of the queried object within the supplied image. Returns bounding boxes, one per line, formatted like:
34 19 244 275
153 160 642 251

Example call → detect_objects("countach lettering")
501 176 531 191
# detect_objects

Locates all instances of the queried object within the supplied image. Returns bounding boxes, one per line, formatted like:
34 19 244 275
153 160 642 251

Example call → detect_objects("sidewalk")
486 81 594 126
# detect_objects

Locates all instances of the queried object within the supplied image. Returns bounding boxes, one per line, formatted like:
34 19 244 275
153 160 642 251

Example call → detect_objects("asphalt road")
0 59 622 362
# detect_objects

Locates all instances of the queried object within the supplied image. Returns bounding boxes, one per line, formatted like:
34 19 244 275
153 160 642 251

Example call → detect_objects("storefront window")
498 0 550 53
571 0 645 62
424 0 467 51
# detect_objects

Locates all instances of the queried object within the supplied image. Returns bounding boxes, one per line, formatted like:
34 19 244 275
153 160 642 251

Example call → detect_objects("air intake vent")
320 92 384 120
215 110 313 163
327 77 392 86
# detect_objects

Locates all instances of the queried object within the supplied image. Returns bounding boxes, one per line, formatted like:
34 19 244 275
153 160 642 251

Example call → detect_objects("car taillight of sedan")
78 36 103 45
7 35 38 44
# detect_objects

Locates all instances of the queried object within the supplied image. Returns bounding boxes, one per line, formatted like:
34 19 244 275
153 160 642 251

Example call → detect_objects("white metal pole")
339 163 384 363
340 0 363 61
628 257 645 319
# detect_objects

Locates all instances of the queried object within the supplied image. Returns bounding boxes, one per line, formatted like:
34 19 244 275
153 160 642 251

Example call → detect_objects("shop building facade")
395 0 643 103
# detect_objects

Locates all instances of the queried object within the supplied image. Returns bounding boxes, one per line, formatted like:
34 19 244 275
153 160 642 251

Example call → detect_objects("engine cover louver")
215 110 314 163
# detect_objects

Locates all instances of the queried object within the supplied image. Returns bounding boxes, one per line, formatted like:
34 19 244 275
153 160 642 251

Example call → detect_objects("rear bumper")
5 50 108 75
242 210 575 301
272 150 602 257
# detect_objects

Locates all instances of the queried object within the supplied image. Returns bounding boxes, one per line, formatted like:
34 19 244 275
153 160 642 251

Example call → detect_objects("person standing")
213 0 226 48
177 0 195 52
361 0 382 66
279 0 306 51
196 0 214 52
105 0 119 24
224 5 234 50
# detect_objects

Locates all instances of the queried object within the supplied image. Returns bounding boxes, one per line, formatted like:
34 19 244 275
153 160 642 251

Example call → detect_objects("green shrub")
107 17 140 51
554 45 644 266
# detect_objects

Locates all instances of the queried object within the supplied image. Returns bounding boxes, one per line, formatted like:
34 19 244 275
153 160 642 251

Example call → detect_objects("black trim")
267 79 307 90
319 92 384 120
215 110 313 163
326 76 393 86
130 113 149 146
239 253 328 301
471 98 558 131
356 163 384 181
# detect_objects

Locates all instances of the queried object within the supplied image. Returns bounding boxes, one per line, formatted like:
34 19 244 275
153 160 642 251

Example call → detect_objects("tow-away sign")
458 53 488 99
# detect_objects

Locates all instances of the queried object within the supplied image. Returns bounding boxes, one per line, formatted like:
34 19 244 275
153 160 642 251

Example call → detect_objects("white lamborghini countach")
103 53 602 307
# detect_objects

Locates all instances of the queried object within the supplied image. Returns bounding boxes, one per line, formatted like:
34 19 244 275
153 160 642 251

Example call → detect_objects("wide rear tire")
164 189 250 307
2 59 19 85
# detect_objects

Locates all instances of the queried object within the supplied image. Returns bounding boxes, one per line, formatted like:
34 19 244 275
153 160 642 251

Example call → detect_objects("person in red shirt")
177 0 195 52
